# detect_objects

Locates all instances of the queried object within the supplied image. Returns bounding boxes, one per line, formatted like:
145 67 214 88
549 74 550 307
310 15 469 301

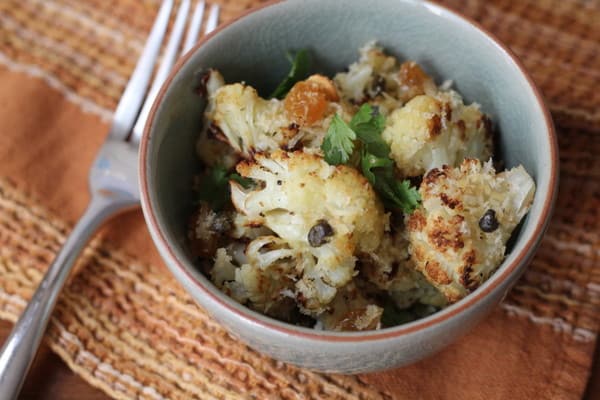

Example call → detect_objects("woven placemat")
0 178 387 399
0 0 599 399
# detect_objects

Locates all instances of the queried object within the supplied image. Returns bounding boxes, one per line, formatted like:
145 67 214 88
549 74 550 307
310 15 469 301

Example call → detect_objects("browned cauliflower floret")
361 234 446 309
203 74 343 157
230 150 387 313
406 159 535 302
382 91 493 177
212 238 298 320
315 282 383 331
207 82 287 157
334 42 436 115
195 70 240 169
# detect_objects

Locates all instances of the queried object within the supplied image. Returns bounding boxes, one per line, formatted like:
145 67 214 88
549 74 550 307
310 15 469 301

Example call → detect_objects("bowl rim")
140 0 558 342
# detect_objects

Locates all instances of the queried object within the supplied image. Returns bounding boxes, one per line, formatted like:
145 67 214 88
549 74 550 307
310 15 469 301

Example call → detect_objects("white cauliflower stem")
406 159 535 302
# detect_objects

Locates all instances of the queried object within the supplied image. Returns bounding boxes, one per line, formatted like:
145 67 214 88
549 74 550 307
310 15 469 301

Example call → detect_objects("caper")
308 220 334 247
479 209 499 232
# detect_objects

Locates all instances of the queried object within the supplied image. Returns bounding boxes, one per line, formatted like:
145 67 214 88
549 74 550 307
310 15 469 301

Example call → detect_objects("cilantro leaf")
197 167 256 211
360 149 420 213
360 150 394 182
269 49 311 99
321 103 420 213
376 177 421 214
350 104 386 138
392 180 421 212
350 105 390 157
321 115 356 165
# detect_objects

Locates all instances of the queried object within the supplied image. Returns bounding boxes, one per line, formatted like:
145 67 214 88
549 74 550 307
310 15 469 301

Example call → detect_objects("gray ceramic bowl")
140 0 558 373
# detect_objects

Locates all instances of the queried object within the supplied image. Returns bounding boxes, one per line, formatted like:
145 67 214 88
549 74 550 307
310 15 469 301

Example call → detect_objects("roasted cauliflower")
230 150 387 313
203 73 343 157
334 42 437 115
361 233 447 309
195 74 241 169
190 43 536 331
406 159 535 302
382 91 493 177
212 238 298 320
315 282 383 331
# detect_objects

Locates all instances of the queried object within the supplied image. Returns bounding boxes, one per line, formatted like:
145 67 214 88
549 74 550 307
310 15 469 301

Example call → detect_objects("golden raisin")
284 75 338 126
399 61 429 88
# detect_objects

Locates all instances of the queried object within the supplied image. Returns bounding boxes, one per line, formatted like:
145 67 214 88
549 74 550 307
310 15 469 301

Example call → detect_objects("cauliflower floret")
406 159 535 302
204 74 342 157
230 213 273 240
315 282 383 331
208 83 287 157
382 91 493 177
387 270 447 309
212 237 298 320
230 150 387 313
211 247 237 287
334 42 436 115
360 233 446 309
196 70 240 169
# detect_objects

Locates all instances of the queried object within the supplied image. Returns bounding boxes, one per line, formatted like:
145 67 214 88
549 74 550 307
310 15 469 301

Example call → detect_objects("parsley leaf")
322 104 421 213
321 115 356 165
197 167 256 211
269 49 310 99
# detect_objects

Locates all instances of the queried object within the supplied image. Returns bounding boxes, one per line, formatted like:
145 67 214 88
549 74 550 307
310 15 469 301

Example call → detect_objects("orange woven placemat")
0 0 599 399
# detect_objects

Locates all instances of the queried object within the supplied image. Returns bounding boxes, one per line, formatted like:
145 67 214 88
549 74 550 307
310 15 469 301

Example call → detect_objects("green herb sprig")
197 166 255 211
321 104 421 214
269 49 310 99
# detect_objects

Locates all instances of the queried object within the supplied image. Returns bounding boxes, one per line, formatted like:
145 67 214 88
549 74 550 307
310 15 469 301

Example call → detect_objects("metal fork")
0 1 219 397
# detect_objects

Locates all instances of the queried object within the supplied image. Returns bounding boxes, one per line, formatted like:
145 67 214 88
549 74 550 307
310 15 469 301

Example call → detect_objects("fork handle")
0 191 137 399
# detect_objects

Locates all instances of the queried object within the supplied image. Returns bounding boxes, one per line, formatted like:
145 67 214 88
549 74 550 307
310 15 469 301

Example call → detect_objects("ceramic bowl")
140 0 558 373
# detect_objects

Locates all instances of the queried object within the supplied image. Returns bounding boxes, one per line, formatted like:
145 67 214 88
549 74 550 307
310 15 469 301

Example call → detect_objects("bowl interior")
144 0 555 333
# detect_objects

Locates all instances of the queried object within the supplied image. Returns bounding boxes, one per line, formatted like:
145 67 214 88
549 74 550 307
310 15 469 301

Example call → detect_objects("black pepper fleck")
479 209 499 232
308 220 334 247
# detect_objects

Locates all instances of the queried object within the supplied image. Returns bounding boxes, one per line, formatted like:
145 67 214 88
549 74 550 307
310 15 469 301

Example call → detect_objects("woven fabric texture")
0 0 599 399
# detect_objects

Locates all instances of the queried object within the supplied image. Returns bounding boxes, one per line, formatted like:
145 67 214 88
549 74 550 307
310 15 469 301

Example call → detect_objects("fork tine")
205 4 219 34
182 1 205 54
131 0 191 143
108 0 173 140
